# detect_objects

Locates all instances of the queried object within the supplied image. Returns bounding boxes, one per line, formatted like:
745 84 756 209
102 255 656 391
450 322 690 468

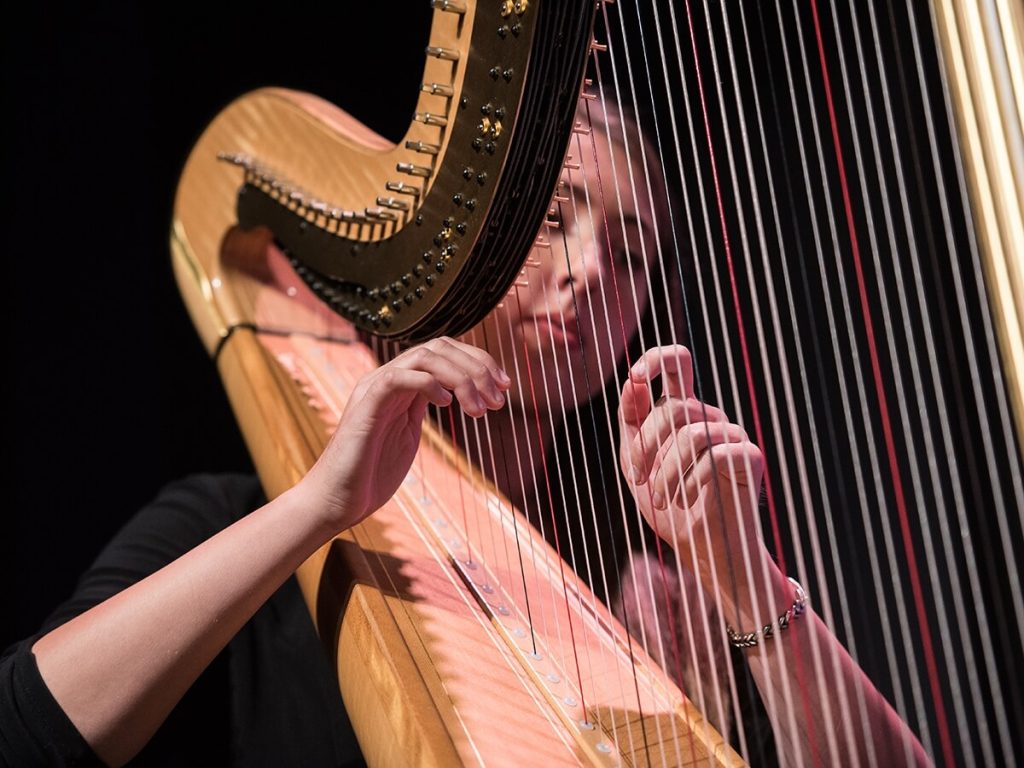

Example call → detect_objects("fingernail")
631 465 643 483
498 369 512 386
630 361 647 379
492 390 505 407
652 491 665 509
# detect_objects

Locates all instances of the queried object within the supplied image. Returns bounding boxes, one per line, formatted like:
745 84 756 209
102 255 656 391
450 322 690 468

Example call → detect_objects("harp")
171 1 1023 766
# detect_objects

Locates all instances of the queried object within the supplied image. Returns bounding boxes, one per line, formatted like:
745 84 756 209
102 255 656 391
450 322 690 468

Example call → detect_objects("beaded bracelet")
726 577 808 649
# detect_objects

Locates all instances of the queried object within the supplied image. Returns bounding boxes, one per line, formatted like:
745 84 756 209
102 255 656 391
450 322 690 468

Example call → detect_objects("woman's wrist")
703 544 794 632
275 479 353 546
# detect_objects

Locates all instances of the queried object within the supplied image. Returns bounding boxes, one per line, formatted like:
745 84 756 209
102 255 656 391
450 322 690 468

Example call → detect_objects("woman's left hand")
617 345 764 576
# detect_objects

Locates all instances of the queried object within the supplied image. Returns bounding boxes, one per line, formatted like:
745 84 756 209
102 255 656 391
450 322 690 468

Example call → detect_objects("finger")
456 339 513 391
619 376 653 430
618 377 651 476
680 439 763 508
629 345 694 400
629 398 729 478
364 368 454 412
646 422 748 503
427 337 509 408
394 338 507 415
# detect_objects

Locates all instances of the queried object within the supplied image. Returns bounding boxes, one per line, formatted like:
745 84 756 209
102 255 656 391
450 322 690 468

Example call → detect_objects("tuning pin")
414 113 449 128
421 82 455 97
425 45 460 61
386 180 421 198
397 162 432 178
430 0 466 12
376 196 410 212
406 140 442 156
365 207 398 222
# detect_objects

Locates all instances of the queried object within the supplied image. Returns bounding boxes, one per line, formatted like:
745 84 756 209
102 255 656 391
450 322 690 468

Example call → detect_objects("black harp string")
560 121 664 757
537 195 641 740
474 322 540 655
492 303 560 658
549 87 676 757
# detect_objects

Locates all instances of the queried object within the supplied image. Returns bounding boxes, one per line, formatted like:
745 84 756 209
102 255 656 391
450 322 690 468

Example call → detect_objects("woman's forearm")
714 547 932 768
32 483 338 767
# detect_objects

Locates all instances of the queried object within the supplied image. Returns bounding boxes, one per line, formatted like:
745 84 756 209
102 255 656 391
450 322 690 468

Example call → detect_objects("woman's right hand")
302 336 511 534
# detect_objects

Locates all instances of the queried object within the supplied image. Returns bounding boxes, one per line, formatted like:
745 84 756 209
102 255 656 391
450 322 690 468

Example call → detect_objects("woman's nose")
558 235 606 293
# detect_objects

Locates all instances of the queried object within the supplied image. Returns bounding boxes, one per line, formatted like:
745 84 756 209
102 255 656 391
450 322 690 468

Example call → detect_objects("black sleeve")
0 473 263 768
0 638 101 767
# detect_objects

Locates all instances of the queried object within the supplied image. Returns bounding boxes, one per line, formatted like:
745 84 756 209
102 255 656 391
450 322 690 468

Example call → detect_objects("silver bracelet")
726 577 808 649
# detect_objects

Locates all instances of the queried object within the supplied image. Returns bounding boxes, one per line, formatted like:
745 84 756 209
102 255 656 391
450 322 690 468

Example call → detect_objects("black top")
1 473 365 767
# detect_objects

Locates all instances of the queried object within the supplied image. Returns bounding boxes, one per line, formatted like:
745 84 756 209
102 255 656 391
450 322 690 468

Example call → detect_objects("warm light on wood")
931 0 1024 459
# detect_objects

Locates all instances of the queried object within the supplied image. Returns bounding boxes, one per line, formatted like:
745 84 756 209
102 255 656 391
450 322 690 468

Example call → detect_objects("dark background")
5 5 1021 764
5 3 431 650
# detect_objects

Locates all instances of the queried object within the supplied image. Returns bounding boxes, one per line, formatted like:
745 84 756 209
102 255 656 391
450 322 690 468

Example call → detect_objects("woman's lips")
529 314 582 349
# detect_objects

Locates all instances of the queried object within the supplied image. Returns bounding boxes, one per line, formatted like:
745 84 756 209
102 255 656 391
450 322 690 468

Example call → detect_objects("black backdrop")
7 7 1022 764
5 3 431 650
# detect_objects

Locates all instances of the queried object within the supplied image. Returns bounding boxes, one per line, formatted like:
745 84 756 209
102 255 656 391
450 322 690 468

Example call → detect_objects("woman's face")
471 123 659 414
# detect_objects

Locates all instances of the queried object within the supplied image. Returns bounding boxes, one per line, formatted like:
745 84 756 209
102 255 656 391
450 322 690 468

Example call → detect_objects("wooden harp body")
171 1 1023 766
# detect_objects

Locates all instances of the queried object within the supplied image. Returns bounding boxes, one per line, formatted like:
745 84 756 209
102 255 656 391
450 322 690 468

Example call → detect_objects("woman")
449 99 930 767
1 100 928 768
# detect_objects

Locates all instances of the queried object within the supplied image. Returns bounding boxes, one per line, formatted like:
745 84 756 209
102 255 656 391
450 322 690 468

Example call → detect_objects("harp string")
599 1 772 758
676 2 826 762
518 271 612 729
513 286 593 719
608 4 766 753
769 0 936 757
774 0 929 761
536 112 672 748
687 3 856 763
724 2 879 762
588 20 699 761
910 1 1024 759
285 3 1024 762
492 306 559 656
539 194 653 746
557 124 666 756
475 323 540 654
839 1 999 762
585 34 704 759
749 0 876 736
920 0 1024 645
806 2 959 762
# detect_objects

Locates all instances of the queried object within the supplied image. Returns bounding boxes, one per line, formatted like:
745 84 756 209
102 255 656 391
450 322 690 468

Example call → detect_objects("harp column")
930 0 1024 456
